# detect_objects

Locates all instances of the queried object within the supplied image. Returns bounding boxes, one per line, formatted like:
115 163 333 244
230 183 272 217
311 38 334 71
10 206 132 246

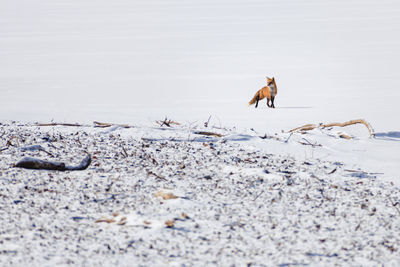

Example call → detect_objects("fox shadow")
275 106 313 109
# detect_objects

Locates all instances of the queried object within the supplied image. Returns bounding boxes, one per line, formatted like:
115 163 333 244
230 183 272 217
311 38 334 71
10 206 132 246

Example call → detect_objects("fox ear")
266 76 270 79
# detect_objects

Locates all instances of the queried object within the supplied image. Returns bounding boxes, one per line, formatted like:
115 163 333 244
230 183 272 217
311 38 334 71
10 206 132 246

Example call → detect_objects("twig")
204 115 212 128
147 170 166 181
299 138 321 147
355 221 362 231
389 197 400 215
285 132 294 143
121 146 129 158
253 190 264 201
157 117 180 127
6 136 20 147
328 168 337 174
344 169 367 173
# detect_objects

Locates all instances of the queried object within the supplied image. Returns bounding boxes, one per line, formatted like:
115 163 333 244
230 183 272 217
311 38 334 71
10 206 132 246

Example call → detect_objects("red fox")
249 77 277 108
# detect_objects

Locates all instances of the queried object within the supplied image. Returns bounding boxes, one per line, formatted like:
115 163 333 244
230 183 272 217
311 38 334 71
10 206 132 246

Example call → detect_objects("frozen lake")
1 2 400 264
1 0 400 133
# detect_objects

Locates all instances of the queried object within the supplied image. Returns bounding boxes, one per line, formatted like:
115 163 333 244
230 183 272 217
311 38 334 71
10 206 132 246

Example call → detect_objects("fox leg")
271 97 275 108
267 98 271 107
255 95 259 108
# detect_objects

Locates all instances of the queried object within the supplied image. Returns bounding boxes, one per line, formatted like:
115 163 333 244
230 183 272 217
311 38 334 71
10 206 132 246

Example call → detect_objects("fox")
248 77 277 108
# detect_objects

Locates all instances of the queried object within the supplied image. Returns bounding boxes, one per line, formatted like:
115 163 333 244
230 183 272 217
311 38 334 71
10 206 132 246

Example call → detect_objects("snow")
1 0 400 265
1 122 400 266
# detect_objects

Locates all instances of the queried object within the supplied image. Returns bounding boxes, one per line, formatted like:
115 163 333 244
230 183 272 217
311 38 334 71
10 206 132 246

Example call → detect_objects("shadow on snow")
374 131 400 141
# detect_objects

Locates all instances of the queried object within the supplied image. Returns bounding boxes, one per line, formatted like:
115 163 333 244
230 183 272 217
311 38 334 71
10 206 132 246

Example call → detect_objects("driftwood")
193 131 223 137
36 121 135 128
15 154 91 171
338 132 352 140
36 122 87 127
93 121 134 128
288 119 375 138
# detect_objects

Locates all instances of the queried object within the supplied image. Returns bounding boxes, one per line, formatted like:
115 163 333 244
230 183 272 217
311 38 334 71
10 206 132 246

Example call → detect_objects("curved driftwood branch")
288 119 375 138
15 154 91 171
321 119 374 137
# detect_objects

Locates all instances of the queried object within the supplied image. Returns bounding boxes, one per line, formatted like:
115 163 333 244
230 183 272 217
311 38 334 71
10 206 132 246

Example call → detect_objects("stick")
253 190 264 201
121 146 129 158
389 198 400 215
204 115 212 128
285 132 294 143
156 117 180 127
299 138 321 147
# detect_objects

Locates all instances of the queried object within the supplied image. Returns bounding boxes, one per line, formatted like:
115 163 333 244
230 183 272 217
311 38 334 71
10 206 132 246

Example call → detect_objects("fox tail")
248 91 259 105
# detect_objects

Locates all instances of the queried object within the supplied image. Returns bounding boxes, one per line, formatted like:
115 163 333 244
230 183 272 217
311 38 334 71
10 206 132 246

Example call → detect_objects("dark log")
15 154 91 171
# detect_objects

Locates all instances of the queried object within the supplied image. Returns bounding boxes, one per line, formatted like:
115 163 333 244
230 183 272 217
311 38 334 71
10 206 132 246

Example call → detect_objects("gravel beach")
1 121 399 266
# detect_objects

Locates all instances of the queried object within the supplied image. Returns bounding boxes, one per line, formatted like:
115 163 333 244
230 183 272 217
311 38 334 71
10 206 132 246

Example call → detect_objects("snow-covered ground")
1 0 400 265
0 122 400 266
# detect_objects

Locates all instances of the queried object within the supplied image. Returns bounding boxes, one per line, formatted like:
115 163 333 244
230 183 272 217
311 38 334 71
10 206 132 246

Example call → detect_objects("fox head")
266 77 275 86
